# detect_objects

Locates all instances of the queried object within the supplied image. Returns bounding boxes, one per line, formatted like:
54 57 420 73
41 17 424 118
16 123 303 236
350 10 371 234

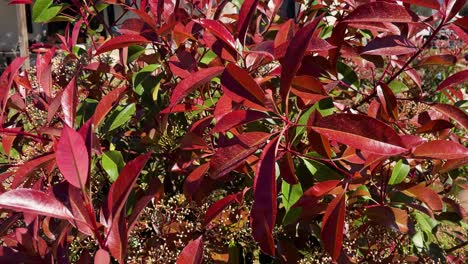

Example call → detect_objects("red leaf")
416 119 454 133
61 77 78 128
321 191 346 261
106 210 127 263
209 132 270 179
12 153 56 188
418 55 457 66
47 91 63 124
440 157 468 173
2 127 20 159
8 0 33 4
212 110 268 133
183 163 210 200
251 136 280 256
56 126 89 189
199 19 236 50
36 47 55 97
401 184 443 211
107 153 152 219
400 0 439 9
92 86 127 127
366 206 409 233
0 57 26 118
169 67 224 108
221 63 266 110
94 249 110 264
0 189 74 220
312 114 407 155
95 35 151 56
274 19 294 49
237 0 259 42
176 235 203 264
203 190 244 225
394 60 421 88
294 180 341 208
361 35 417 56
431 103 468 130
376 82 398 119
280 16 322 100
279 152 297 184
436 70 468 92
412 140 468 160
343 2 419 23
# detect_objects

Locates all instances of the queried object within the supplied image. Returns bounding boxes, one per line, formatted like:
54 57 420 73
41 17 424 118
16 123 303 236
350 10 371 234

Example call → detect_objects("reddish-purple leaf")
343 2 419 23
106 210 127 263
279 152 298 184
237 0 259 42
212 110 268 133
8 0 33 4
0 189 74 220
1 127 20 159
416 119 454 133
221 63 266 110
36 47 55 97
274 19 294 49
440 157 468 173
61 77 78 128
12 153 56 188
94 249 110 264
169 67 224 108
436 70 468 92
312 114 407 155
107 152 152 219
418 55 457 66
47 91 63 124
251 136 280 256
176 235 203 264
431 103 468 130
183 163 210 200
209 132 271 179
0 57 26 118
412 140 468 160
294 180 341 208
95 35 151 56
321 191 346 261
366 206 409 233
199 19 236 50
377 82 398 119
203 190 244 225
280 16 322 100
402 0 440 9
56 126 89 189
92 86 127 127
361 35 417 56
401 184 443 211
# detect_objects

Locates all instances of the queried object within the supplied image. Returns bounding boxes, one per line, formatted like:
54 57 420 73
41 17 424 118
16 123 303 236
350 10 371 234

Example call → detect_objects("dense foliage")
0 0 467 263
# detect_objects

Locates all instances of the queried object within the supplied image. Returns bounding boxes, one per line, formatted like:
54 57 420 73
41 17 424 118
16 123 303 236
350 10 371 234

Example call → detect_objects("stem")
446 240 468 253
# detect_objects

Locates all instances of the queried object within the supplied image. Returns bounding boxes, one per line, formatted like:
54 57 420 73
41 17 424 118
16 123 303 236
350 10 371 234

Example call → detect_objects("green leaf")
76 99 98 126
281 180 303 225
337 61 359 88
388 80 409 94
412 231 425 252
33 0 62 23
301 157 343 181
107 103 136 131
132 64 160 96
200 50 216 64
282 181 302 211
413 212 438 239
101 151 125 182
389 159 410 185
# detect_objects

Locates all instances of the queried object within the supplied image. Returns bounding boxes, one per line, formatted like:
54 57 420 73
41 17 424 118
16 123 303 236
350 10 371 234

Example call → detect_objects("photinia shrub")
1 0 467 263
